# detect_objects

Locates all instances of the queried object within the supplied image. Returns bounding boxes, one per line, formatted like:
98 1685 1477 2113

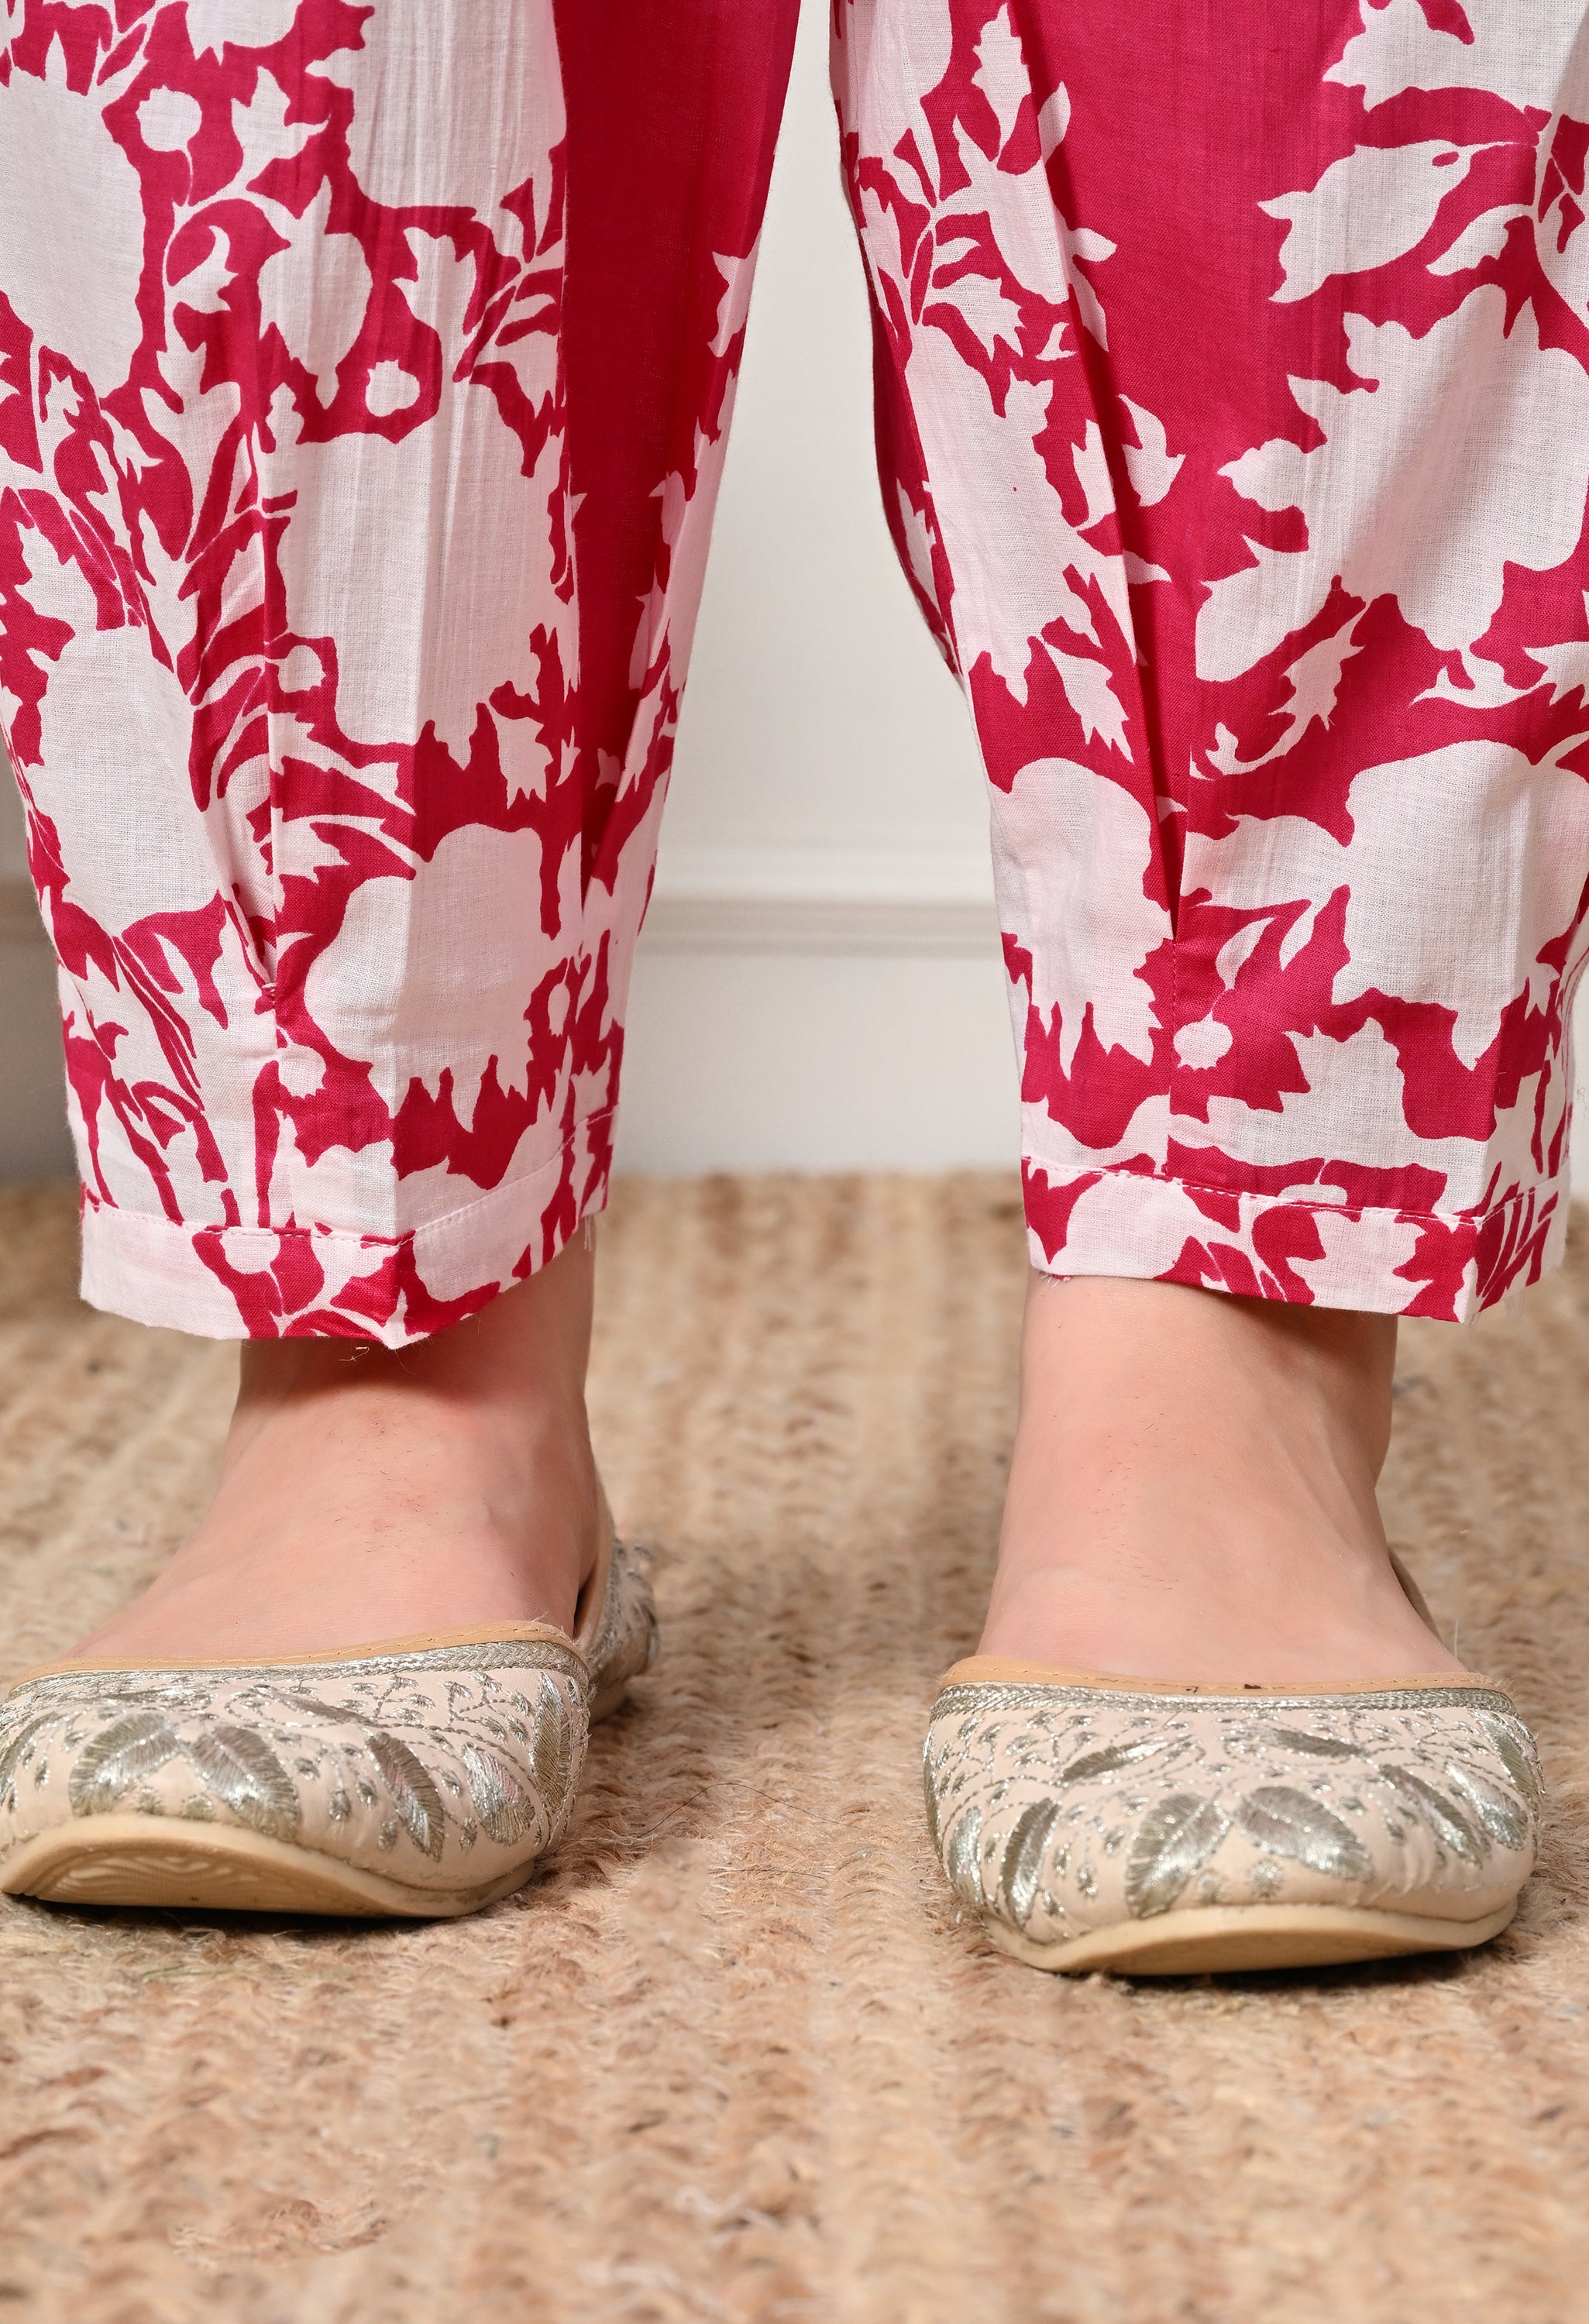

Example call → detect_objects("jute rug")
1 1174 1587 2323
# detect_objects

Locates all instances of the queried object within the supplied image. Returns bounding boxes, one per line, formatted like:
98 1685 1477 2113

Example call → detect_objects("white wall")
655 7 983 865
617 0 1015 1172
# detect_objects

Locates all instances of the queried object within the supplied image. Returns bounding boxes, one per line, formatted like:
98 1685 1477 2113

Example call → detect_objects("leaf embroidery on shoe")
922 1752 944 1855
1236 1786 1372 1882
1248 1725 1357 1759
1442 1760 1530 1851
1124 1795 1231 1918
997 1799 1063 1929
459 1743 536 1846
67 1712 183 1817
366 1731 446 1861
184 1724 301 1844
1061 1735 1179 1785
528 1691 572 1815
0 1711 54 1805
1376 1765 1485 1862
944 1804 984 1910
1474 1716 1543 1809
272 1692 363 1724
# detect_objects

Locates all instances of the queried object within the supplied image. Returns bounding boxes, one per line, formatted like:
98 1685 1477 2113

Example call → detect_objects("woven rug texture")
0 1174 1586 2324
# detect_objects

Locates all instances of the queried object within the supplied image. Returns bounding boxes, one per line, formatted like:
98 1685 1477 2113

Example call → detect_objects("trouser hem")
77 1112 615 1345
1022 1158 1569 1322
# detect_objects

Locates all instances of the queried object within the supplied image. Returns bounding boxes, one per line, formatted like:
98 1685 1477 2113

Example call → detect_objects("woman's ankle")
980 1275 1458 1680
70 1239 607 1662
223 1234 598 1466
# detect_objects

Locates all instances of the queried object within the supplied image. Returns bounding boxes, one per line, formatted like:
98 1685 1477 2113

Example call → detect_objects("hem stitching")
1025 1153 1560 1232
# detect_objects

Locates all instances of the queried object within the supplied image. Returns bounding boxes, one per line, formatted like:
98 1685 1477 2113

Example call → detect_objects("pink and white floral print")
3 0 1589 1340
835 0 1589 1318
0 0 795 1339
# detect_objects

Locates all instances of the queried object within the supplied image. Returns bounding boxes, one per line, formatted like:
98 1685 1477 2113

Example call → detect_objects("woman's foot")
68 1236 604 1665
981 1274 1463 1684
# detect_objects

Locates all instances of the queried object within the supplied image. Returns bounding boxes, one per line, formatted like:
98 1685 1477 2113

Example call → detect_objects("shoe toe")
924 1676 1542 1971
0 1646 591 1911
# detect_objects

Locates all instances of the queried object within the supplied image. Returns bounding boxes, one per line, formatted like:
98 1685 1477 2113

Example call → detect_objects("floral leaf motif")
1124 1795 1230 1919
1376 1766 1484 1862
1250 1725 1357 1759
1476 1717 1542 1808
366 1731 446 1862
273 1692 362 1724
0 1711 53 1804
1443 1761 1530 1852
184 1724 301 1844
68 1711 182 1817
459 1743 536 1847
944 1804 984 1910
1061 1736 1177 1785
922 1752 944 1855
997 1799 1063 1930
528 1691 572 1817
1236 1786 1372 1882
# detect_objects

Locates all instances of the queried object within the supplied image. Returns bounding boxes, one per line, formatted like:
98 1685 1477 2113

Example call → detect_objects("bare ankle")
982 1274 1454 1681
1014 1273 1395 1483
229 1236 596 1438
76 1239 609 1662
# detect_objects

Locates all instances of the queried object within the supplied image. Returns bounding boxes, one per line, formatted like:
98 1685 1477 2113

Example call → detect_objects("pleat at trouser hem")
77 1110 615 1346
1020 1156 1570 1324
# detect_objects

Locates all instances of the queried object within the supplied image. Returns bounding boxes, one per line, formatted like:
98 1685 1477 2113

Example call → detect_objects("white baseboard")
617 944 1019 1174
641 845 996 956
623 845 1017 1172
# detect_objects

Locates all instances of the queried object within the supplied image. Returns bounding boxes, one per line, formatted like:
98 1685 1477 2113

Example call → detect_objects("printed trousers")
4 1 1589 1342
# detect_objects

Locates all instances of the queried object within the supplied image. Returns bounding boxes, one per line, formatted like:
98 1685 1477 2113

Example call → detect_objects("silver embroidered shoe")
0 1535 656 1917
923 1655 1542 1975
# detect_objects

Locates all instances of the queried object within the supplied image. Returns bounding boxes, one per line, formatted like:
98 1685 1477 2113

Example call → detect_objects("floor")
1 1175 1586 2323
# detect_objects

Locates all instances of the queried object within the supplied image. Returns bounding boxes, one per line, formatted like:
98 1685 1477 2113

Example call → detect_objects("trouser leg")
0 0 796 1342
834 0 1589 1319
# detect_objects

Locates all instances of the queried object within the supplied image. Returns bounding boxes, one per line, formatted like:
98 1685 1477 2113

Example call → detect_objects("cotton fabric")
2 0 1588 1340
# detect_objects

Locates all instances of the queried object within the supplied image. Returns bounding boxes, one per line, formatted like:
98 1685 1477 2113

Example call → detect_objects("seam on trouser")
1025 1151 1553 1231
1020 1154 1570 1322
77 1108 616 1343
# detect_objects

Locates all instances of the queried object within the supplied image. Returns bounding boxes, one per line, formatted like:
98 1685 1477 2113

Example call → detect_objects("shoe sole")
0 1814 535 1918
979 1896 1519 1975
